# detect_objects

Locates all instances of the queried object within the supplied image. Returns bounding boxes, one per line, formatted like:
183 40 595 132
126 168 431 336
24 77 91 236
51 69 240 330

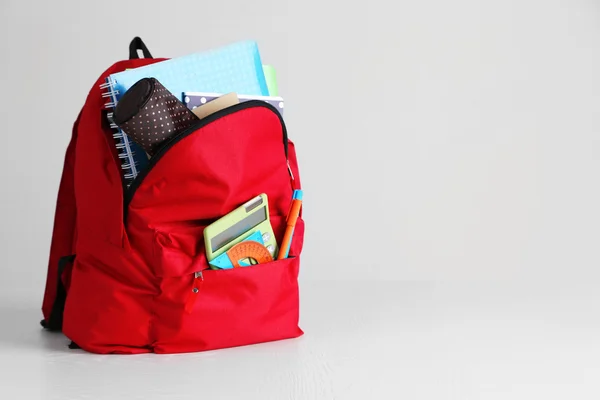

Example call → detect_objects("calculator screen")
211 207 267 252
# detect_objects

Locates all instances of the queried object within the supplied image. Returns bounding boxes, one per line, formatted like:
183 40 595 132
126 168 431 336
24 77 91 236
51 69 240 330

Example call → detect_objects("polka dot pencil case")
113 78 198 156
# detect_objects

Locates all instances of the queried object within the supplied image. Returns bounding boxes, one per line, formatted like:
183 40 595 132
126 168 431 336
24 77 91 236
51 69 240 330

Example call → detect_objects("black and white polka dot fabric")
113 77 199 156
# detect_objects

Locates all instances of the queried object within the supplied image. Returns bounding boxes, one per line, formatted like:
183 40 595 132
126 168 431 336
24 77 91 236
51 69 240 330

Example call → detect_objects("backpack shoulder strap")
41 111 81 329
40 37 163 332
41 254 76 330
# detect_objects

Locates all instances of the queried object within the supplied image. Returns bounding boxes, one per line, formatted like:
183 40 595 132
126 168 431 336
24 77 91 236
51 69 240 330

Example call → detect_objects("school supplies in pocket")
203 193 278 266
209 230 274 269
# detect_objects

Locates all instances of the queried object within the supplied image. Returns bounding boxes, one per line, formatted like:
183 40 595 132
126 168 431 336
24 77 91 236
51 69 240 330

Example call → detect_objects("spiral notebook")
100 40 270 187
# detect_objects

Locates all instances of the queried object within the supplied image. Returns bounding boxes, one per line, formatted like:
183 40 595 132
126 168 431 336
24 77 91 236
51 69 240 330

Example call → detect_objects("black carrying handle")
129 37 153 59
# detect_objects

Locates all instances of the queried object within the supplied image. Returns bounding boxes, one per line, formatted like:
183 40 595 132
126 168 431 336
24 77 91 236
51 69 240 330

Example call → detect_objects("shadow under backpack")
40 38 305 354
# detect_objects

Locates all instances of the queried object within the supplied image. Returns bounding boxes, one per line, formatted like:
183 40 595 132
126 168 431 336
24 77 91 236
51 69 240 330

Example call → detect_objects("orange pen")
278 189 303 259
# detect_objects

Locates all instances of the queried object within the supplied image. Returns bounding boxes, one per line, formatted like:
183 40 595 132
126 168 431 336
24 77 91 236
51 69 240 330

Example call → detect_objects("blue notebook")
101 40 269 186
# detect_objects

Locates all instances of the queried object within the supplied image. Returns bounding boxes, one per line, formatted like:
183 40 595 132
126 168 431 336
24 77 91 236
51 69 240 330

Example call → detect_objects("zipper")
184 271 204 313
123 100 289 221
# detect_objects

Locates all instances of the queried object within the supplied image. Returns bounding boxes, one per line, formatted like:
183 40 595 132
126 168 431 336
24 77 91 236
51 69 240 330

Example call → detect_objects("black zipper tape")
123 100 288 221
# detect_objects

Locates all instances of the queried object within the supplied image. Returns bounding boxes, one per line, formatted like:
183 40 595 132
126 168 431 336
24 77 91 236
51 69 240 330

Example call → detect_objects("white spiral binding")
101 79 139 186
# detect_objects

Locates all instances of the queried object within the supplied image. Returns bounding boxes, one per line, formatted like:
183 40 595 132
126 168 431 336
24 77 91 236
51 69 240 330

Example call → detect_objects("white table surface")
1 281 599 400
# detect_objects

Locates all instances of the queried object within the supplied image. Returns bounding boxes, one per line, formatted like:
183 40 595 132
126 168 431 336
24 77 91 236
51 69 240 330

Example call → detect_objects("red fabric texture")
44 58 305 354
41 113 79 322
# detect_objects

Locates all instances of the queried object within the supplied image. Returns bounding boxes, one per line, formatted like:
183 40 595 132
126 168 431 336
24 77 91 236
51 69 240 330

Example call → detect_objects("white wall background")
1 0 600 300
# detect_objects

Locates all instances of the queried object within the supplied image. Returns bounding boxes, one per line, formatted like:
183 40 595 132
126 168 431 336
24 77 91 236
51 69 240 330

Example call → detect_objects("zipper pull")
184 271 204 314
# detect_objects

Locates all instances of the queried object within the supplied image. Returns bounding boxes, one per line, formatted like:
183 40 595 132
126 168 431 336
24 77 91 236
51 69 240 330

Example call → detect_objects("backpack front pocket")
150 216 305 354
153 256 303 354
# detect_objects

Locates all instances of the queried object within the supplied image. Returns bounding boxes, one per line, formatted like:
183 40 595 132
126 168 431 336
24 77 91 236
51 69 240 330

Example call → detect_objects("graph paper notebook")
100 40 269 186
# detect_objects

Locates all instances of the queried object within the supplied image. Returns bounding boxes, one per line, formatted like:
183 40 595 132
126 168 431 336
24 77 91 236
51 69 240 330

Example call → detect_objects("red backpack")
40 38 305 354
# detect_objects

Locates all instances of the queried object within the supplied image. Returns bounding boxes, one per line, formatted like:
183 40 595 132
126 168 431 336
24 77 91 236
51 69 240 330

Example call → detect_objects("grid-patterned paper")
107 40 269 102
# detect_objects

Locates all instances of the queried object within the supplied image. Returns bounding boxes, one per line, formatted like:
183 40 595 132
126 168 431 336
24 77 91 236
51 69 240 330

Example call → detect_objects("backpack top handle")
129 37 153 60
